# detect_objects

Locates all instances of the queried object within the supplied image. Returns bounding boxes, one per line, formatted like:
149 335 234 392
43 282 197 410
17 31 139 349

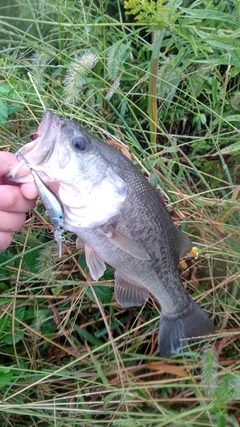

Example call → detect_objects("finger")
0 152 20 177
0 186 36 213
21 182 39 200
0 211 26 232
0 231 14 252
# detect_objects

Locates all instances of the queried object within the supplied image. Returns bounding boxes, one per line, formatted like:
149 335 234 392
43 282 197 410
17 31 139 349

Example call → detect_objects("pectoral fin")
85 244 106 280
76 236 85 249
105 230 150 261
115 273 149 307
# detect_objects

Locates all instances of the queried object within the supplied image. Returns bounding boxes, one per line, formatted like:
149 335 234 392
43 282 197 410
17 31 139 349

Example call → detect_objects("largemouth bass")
8 111 215 357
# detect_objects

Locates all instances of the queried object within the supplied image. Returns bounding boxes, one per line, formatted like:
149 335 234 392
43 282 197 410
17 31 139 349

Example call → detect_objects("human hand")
0 152 38 252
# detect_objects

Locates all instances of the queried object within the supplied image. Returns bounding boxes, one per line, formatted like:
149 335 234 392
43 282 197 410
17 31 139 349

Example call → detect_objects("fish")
8 110 215 357
17 151 65 257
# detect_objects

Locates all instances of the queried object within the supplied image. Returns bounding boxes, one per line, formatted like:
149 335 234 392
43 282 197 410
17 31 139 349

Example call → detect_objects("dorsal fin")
175 228 192 258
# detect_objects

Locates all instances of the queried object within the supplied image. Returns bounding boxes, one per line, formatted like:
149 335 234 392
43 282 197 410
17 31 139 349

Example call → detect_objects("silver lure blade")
17 151 65 257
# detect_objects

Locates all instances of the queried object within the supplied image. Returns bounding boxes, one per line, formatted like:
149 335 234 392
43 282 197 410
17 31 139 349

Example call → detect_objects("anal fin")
115 273 149 307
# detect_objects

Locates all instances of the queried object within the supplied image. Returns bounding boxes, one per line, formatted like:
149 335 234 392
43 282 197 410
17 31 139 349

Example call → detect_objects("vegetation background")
0 0 240 425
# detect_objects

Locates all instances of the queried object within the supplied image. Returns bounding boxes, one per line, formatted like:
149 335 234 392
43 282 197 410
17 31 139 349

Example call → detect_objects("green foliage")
201 346 218 398
124 0 182 27
0 367 14 388
217 374 240 404
63 51 99 105
0 307 26 344
106 42 131 80
0 0 240 425
0 83 23 128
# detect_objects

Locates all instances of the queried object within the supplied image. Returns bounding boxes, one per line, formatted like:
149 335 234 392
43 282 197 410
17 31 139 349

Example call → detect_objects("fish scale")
7 110 216 357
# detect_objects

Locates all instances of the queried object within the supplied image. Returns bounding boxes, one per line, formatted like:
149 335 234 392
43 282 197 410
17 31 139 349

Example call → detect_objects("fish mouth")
19 110 63 165
7 111 68 182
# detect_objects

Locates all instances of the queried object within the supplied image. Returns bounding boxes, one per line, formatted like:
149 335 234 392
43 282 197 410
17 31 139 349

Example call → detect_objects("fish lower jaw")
63 219 102 233
63 206 119 230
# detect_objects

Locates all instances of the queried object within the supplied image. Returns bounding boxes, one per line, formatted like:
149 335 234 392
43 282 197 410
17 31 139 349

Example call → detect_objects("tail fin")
158 300 215 357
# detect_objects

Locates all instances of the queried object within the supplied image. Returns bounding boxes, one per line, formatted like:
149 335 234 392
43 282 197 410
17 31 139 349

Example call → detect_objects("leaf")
224 114 240 122
0 314 11 332
220 141 240 154
15 307 26 321
148 362 188 377
0 250 15 279
0 307 26 344
8 103 23 115
0 366 14 388
126 362 188 377
180 7 239 25
23 248 42 274
0 83 13 95
3 330 25 345
217 374 240 403
193 29 240 50
86 285 113 304
74 325 103 347
0 100 8 126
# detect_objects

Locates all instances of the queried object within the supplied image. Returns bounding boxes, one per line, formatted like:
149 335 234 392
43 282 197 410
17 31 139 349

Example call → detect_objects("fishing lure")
17 152 65 257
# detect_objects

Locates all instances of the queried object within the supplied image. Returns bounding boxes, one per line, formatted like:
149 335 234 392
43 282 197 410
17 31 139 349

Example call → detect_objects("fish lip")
19 110 63 166
6 111 63 181
33 110 63 143
31 110 53 142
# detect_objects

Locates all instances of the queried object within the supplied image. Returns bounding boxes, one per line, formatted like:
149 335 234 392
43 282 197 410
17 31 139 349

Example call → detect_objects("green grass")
0 0 240 425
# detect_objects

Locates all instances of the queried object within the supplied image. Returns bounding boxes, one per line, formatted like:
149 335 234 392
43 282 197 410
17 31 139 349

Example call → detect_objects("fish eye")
72 137 87 151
